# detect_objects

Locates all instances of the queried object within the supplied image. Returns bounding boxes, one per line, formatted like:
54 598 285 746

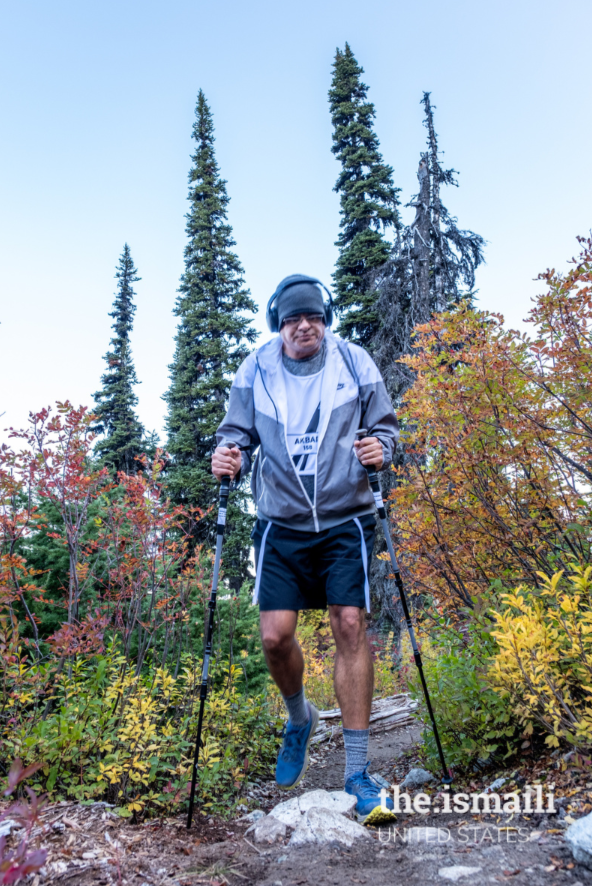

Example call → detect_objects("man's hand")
354 436 383 470
211 446 242 481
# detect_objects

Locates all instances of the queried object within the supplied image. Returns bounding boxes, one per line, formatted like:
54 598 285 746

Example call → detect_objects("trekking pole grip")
355 428 386 519
217 475 231 531
216 442 239 532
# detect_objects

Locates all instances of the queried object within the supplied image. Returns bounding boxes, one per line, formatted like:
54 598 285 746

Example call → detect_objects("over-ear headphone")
266 274 334 333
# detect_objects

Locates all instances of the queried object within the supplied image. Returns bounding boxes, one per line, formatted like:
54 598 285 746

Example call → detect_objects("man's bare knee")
261 629 294 659
330 606 367 651
260 611 298 661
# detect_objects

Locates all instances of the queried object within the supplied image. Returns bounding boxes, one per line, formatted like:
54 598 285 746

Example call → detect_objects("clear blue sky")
1 0 590 441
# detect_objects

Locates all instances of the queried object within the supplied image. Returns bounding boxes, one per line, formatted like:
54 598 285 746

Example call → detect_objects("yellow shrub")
489 566 592 747
2 643 279 815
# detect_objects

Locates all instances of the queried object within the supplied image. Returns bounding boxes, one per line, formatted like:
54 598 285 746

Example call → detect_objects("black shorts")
251 515 376 612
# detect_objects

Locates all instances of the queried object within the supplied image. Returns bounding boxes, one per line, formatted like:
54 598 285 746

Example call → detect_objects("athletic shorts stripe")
252 520 272 604
353 517 371 613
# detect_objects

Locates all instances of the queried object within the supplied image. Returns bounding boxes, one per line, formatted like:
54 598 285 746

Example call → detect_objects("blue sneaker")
345 763 397 825
275 702 319 790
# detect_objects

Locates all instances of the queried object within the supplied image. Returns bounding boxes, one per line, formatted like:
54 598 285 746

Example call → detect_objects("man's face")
280 313 326 359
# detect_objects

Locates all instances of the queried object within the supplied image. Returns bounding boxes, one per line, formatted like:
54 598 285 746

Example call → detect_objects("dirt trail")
25 724 592 886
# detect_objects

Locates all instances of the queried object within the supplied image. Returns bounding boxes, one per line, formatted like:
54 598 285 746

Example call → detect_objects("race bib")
288 432 318 475
288 433 319 461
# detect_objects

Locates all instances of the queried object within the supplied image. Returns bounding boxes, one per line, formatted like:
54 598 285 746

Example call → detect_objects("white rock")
298 790 338 814
269 795 303 827
289 807 372 848
370 772 391 790
251 814 287 844
484 777 506 794
270 789 357 827
0 819 18 838
400 768 436 790
438 866 483 882
298 790 357 816
566 811 592 869
327 791 358 815
288 810 324 847
406 827 452 844
238 809 265 823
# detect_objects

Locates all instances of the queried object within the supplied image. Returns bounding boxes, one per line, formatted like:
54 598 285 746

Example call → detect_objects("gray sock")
343 728 369 783
282 687 310 727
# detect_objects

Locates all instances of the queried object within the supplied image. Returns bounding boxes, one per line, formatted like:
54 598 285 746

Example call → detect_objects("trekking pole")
187 453 235 829
356 429 452 785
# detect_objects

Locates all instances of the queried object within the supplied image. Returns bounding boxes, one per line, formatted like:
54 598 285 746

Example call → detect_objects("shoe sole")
276 703 320 791
357 806 397 827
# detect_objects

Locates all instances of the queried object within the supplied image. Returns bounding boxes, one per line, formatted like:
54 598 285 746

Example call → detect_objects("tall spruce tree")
165 91 257 587
93 244 145 474
329 43 401 347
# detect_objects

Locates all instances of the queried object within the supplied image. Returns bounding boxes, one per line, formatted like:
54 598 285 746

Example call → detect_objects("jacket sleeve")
349 344 399 467
215 355 260 482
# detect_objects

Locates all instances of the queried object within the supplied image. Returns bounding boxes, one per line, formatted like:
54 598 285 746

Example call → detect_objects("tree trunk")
413 156 431 325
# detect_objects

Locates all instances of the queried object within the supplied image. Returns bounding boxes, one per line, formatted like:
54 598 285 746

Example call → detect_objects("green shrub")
405 607 520 772
2 639 280 816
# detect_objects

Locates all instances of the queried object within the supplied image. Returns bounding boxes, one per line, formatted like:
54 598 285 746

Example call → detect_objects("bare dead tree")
369 93 485 630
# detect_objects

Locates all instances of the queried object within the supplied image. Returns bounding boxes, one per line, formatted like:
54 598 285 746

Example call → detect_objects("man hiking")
212 274 398 822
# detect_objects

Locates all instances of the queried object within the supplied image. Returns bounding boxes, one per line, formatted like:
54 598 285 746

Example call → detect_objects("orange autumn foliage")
391 236 592 609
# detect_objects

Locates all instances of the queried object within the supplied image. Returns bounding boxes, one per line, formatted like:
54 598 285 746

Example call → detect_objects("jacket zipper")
312 504 319 533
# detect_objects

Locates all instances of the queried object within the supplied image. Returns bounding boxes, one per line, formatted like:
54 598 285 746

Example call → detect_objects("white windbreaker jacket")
216 330 399 532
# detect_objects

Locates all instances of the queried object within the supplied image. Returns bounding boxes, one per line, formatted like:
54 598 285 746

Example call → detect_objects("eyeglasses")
281 313 325 328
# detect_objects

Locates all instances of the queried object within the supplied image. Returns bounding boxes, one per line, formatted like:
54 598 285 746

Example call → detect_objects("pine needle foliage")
93 244 145 474
165 91 257 585
329 43 401 347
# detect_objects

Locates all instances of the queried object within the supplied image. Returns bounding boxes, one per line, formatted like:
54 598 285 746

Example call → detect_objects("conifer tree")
373 93 485 407
93 244 145 474
165 91 257 587
371 93 485 629
329 44 401 346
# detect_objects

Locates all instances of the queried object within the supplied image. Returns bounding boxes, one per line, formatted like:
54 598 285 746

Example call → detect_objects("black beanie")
276 281 325 327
